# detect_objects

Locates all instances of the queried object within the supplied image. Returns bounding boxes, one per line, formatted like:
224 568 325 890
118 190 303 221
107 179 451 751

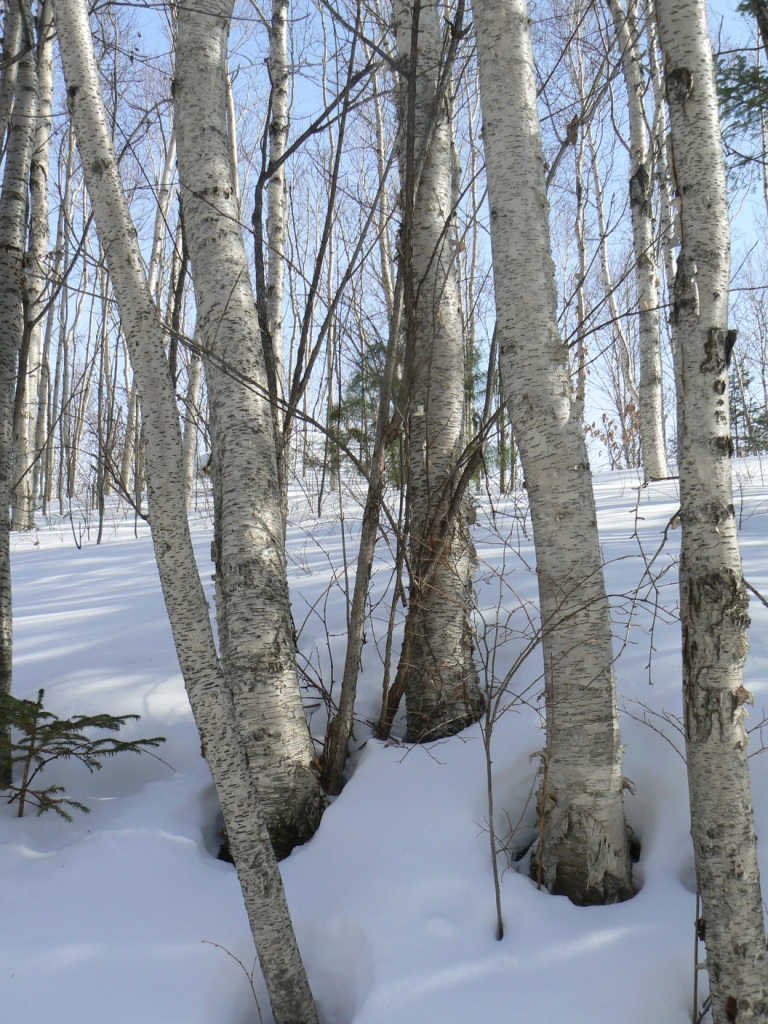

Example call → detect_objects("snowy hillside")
3 462 768 1023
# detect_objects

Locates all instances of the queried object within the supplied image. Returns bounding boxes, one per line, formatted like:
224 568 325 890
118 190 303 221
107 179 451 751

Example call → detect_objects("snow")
4 462 768 1023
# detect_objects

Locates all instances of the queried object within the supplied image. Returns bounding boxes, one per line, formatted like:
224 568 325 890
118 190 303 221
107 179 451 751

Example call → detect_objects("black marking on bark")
702 327 728 374
726 995 738 1021
683 569 751 740
667 67 694 105
725 329 738 367
67 85 77 100
673 252 698 323
90 156 110 178
629 162 651 217
713 434 735 457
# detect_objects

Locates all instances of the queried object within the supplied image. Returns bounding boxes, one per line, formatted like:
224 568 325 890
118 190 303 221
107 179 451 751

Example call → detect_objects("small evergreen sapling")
0 689 166 820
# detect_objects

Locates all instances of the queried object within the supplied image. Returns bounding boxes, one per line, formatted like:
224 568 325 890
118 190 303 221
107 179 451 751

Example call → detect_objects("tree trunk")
393 0 483 743
0 0 21 151
654 0 768 1017
181 342 203 511
52 3 319 1020
474 0 633 905
12 0 54 532
0 0 37 785
608 0 668 480
174 0 322 855
267 0 288 408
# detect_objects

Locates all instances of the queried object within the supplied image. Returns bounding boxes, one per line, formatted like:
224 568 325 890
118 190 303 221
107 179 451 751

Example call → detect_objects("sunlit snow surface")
4 461 768 1023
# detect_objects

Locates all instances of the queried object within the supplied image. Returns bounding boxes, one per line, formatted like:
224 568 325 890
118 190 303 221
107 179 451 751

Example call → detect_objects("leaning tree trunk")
0 0 37 785
474 0 633 905
174 0 322 855
608 0 668 480
654 0 768 1018
393 0 483 743
51 3 318 1020
12 0 54 532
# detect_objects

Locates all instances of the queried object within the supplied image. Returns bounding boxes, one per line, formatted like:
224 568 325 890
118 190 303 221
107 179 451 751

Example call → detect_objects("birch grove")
2 0 768 1015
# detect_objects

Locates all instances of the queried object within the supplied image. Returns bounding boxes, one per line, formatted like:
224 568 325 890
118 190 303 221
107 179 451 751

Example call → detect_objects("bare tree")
392 0 484 742
174 0 323 854
607 0 668 479
474 0 634 905
654 0 768 1016
51 1 319 1018
0 0 37 783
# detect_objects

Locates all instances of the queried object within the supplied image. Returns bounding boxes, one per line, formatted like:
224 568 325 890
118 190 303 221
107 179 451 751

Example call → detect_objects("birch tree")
0 0 21 151
607 0 668 480
474 0 634 904
174 0 323 853
266 0 289 410
51 2 318 1019
392 0 484 742
654 0 768 1016
0 0 37 783
13 0 54 531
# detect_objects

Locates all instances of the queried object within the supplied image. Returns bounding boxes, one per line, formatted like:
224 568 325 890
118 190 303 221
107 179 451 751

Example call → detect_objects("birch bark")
608 0 669 480
51 3 318 1019
174 0 322 854
654 0 768 1016
12 0 53 531
0 0 21 150
474 0 633 904
267 0 288 407
393 0 483 742
0 0 37 784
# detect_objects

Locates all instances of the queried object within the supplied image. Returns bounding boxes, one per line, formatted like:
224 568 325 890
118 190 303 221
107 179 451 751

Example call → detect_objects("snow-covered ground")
4 461 768 1023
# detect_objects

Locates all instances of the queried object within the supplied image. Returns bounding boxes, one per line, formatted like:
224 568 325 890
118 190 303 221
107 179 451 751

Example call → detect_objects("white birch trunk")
0 0 37 783
0 0 21 150
654 0 768 1016
36 124 75 511
52 3 318 1019
12 0 54 531
646 1 680 389
393 0 483 742
589 130 641 415
474 0 633 904
174 0 322 853
267 0 288 405
608 0 669 479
